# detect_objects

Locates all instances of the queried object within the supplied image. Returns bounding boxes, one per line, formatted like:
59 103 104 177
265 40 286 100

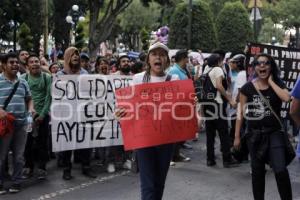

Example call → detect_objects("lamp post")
66 4 85 45
10 0 20 51
9 20 19 52
271 36 276 46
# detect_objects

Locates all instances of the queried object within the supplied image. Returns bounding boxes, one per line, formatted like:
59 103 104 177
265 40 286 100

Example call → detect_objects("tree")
0 0 44 53
18 23 34 51
258 17 284 44
20 0 44 54
168 0 217 51
87 0 171 57
140 0 172 6
140 27 150 51
51 0 87 50
274 0 300 48
88 0 133 58
75 23 86 50
216 1 253 52
118 0 161 50
208 0 240 21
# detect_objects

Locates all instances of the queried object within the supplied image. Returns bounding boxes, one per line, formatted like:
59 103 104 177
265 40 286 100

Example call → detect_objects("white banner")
51 75 133 152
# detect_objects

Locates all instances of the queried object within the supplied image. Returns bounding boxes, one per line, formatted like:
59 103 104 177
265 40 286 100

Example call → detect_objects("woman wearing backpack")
115 42 179 200
234 53 292 200
202 54 237 167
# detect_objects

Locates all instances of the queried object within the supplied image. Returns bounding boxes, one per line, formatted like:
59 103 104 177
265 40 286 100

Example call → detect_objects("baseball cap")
230 54 245 62
148 42 169 53
118 52 129 60
80 53 90 60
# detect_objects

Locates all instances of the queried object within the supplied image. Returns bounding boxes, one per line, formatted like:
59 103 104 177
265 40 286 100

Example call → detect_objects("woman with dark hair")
234 53 292 200
202 53 237 168
115 42 179 200
94 57 110 75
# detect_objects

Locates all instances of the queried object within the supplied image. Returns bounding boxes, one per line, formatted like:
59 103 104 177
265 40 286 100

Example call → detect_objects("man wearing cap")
80 53 92 74
113 53 131 75
56 47 96 180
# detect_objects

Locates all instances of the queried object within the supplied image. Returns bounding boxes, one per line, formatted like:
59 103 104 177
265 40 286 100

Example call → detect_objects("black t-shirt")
240 81 285 129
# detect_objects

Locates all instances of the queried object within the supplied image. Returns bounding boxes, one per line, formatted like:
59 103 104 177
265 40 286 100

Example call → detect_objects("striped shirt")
0 73 31 124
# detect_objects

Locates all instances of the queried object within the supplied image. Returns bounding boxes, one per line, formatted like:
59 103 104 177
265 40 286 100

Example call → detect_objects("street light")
10 0 20 51
9 20 19 51
271 36 276 46
66 4 85 45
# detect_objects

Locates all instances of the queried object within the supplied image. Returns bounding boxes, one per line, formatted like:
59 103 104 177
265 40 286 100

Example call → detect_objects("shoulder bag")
253 83 295 166
0 81 19 137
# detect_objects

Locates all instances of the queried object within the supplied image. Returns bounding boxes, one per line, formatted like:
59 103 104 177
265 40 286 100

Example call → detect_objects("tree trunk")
88 0 133 59
88 15 117 58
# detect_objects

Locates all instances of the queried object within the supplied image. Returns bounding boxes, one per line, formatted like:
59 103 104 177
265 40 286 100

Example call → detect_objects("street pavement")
2 133 300 200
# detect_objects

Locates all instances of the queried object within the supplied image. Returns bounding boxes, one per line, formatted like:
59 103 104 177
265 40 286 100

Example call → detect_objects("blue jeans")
0 124 27 184
137 144 174 200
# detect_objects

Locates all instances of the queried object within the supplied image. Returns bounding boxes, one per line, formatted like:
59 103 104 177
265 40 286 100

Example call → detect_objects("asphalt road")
2 133 300 200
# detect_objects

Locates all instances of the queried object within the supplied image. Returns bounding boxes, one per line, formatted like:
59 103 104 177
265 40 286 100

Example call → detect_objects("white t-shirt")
132 71 179 85
232 70 247 100
203 66 225 104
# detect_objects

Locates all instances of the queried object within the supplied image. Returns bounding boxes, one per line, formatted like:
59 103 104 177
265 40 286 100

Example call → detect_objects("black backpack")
194 68 217 103
195 66 228 103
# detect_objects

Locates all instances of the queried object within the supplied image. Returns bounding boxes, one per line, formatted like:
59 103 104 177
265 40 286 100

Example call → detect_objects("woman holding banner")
115 42 179 200
234 53 292 200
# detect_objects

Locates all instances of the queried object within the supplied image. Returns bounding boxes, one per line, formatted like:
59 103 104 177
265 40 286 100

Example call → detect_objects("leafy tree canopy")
169 0 217 51
216 1 253 52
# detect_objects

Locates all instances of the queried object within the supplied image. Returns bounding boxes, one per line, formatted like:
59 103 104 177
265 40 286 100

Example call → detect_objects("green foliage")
208 0 239 21
216 1 253 52
119 0 161 50
258 17 284 44
274 0 300 28
260 1 280 23
0 0 43 52
120 0 161 32
18 23 33 51
140 27 150 51
158 0 182 25
75 23 86 50
168 0 217 51
52 0 75 49
140 0 172 7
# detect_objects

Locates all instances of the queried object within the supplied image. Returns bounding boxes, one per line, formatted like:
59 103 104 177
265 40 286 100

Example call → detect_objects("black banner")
245 43 300 118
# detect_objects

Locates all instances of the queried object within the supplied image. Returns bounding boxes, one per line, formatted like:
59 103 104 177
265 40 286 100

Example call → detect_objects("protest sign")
115 79 198 150
246 43 300 118
51 75 132 152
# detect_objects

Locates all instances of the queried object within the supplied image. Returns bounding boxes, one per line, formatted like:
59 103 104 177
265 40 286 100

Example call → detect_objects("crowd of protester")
0 43 299 200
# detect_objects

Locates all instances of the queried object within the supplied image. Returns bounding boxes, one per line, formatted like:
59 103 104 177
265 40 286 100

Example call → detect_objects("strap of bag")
204 67 214 75
3 81 20 111
26 73 47 88
252 82 284 128
165 74 172 81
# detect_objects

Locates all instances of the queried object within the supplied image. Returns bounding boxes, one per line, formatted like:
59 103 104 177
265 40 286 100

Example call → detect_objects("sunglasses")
253 60 271 66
